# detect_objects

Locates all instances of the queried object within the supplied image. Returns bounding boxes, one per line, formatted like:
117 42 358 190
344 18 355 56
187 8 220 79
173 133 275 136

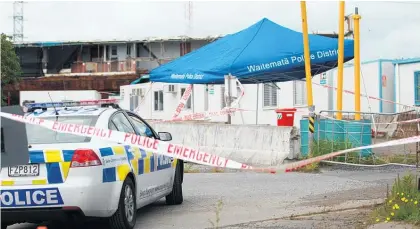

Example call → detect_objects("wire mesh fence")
313 109 420 166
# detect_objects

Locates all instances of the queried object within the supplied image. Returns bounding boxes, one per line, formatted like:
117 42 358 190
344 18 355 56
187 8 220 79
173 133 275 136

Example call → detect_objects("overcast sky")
1 1 419 61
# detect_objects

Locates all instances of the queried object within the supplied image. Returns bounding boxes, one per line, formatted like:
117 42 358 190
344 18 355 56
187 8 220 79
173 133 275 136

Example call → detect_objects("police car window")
26 116 97 144
111 113 136 134
109 122 118 131
128 115 155 138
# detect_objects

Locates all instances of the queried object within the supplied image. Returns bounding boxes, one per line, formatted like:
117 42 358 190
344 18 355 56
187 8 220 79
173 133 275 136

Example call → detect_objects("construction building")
4 36 220 104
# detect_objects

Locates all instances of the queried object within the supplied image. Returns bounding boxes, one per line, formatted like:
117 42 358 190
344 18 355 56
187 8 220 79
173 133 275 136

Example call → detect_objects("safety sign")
320 73 327 85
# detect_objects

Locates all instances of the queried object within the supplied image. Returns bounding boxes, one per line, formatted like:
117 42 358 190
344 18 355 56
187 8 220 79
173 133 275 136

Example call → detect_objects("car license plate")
8 164 40 177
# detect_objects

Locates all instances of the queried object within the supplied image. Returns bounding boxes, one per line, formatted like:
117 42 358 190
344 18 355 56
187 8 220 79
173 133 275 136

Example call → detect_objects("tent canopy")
149 18 354 85
130 74 150 84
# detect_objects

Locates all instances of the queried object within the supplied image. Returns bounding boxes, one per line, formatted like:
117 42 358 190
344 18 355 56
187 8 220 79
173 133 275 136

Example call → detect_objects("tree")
1 33 22 106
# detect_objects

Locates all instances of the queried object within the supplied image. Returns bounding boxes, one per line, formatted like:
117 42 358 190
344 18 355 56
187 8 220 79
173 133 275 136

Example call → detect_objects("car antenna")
47 92 59 121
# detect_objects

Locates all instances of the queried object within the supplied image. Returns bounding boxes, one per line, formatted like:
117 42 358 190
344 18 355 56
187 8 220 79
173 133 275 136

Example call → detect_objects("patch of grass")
297 139 355 172
297 138 415 172
184 163 200 173
380 154 418 165
211 167 225 173
372 172 420 225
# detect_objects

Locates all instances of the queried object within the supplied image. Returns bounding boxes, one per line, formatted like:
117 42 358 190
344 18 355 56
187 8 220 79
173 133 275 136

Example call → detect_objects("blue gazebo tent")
147 18 354 85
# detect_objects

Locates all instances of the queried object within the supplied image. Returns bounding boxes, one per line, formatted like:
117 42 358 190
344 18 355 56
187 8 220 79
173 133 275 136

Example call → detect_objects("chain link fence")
312 109 420 166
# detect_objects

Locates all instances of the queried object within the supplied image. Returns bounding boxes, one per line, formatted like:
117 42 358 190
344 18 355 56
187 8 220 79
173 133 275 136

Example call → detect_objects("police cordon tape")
172 79 245 120
133 82 153 114
313 82 419 110
172 84 193 119
151 107 252 123
2 111 420 174
0 111 252 170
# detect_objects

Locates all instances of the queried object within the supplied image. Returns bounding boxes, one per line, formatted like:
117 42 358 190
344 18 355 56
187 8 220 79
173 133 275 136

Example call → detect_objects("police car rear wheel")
109 178 136 229
165 160 183 205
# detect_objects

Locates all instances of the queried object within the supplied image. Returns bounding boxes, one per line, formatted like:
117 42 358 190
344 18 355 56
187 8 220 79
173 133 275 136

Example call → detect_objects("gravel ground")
7 165 418 229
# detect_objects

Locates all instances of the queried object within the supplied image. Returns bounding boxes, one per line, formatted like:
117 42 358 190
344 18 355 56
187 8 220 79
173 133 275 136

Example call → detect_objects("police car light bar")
23 99 119 113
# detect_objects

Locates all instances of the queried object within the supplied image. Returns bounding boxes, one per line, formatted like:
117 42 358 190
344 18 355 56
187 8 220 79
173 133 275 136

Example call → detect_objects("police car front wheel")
109 177 137 229
165 160 183 205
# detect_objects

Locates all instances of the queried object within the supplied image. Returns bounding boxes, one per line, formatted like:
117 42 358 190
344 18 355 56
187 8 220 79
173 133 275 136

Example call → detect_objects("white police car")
0 100 184 229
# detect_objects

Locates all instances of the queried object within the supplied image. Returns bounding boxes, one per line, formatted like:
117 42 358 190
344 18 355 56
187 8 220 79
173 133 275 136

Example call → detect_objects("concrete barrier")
149 122 300 166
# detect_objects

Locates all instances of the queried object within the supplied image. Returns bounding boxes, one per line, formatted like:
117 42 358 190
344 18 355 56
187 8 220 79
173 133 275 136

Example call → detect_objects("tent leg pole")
192 85 195 113
227 75 232 124
256 84 259 125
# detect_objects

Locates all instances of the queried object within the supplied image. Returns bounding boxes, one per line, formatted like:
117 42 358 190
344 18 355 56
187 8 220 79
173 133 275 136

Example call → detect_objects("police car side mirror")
158 132 172 141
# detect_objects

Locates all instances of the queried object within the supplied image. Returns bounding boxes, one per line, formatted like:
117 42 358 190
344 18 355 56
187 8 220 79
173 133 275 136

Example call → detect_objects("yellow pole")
300 1 314 107
300 1 316 147
336 0 345 120
353 8 361 120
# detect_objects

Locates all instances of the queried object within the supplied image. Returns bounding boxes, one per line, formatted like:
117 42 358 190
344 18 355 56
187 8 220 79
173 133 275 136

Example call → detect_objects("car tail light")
70 149 102 168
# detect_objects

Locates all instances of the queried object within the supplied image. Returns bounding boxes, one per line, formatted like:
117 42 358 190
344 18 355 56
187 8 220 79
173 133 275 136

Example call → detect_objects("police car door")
108 112 161 201
126 112 173 192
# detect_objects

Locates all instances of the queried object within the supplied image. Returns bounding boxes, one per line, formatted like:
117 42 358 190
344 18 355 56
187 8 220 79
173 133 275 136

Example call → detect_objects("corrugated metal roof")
13 35 223 47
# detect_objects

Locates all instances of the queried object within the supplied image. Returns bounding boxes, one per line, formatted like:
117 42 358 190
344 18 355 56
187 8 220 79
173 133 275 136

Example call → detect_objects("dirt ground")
220 207 419 229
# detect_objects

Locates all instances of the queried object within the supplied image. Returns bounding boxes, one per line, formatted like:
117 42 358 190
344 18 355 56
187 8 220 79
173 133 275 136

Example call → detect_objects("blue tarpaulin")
149 18 354 84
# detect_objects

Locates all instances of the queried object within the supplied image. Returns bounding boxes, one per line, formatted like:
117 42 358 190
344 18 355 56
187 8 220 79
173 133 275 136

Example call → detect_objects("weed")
372 172 420 225
297 139 355 172
208 198 224 229
211 167 225 173
184 163 200 173
380 154 417 165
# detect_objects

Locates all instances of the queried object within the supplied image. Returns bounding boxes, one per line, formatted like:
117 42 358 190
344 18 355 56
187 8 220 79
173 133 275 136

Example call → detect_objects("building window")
130 88 140 111
180 88 192 109
263 83 278 107
415 71 420 106
293 80 307 106
127 44 132 56
111 46 117 56
154 90 164 111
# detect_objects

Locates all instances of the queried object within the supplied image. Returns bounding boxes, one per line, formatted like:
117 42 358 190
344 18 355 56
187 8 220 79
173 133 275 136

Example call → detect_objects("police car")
0 100 184 229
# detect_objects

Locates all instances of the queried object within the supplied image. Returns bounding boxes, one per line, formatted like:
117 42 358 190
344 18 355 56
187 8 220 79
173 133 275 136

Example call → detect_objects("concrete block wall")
149 122 300 166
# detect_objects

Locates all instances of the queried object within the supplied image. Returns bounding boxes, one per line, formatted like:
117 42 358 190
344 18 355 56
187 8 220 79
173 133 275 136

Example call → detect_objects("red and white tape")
152 108 252 123
230 79 245 108
0 111 252 170
313 82 419 110
133 82 153 114
1 111 420 174
172 84 193 119
168 80 246 122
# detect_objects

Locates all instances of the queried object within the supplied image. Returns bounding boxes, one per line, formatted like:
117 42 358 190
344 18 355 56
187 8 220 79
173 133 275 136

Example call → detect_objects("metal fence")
309 109 420 166
70 60 137 73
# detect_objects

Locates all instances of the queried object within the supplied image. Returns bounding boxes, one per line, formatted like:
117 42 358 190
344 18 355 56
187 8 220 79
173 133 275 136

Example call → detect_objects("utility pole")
13 1 25 43
336 1 346 120
353 7 361 120
300 1 315 154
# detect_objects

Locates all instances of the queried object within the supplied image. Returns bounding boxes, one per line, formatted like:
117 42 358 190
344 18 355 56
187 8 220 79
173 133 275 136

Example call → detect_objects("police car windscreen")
26 116 99 144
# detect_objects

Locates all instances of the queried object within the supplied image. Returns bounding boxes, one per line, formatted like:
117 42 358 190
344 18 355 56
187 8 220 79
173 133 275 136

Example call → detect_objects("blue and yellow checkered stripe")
0 146 177 186
101 146 177 183
1 149 74 186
